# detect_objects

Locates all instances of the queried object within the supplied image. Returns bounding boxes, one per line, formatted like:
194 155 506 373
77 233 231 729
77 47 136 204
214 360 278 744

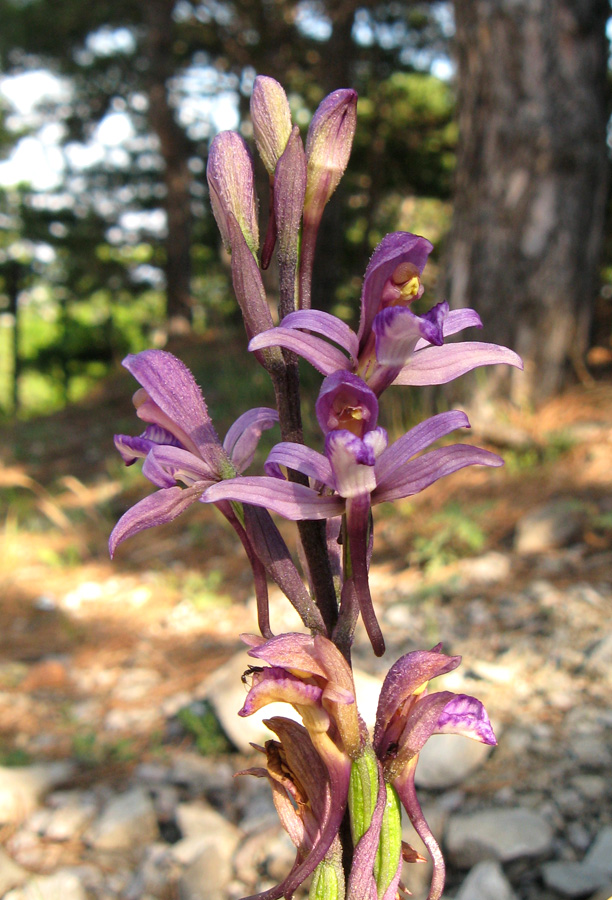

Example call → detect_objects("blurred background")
1 3 612 900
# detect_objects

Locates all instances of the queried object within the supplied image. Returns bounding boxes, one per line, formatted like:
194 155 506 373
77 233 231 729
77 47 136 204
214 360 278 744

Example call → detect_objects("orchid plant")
111 77 522 900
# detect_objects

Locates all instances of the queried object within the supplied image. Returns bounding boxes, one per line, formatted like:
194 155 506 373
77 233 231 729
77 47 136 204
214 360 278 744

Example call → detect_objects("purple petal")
325 429 385 499
373 445 503 505
316 371 379 437
394 342 524 386
249 327 351 376
374 648 461 753
441 307 482 338
375 411 470 488
281 310 359 361
202 476 345 520
143 445 218 487
372 304 444 369
239 666 325 715
247 632 329 677
223 407 279 473
109 485 203 557
358 232 433 348
436 694 497 745
114 424 183 465
123 351 222 463
264 442 333 487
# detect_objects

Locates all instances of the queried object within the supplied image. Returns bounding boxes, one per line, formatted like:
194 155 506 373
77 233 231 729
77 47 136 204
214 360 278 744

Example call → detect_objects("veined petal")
374 445 503 505
239 666 325 716
123 351 222 462
358 232 433 348
436 694 497 745
393 342 524 386
114 425 182 465
265 442 334 488
247 632 329 678
223 407 279 473
373 303 444 368
326 429 382 499
143 445 218 487
316 371 379 437
375 411 470 488
441 307 482 338
202 476 345 520
249 327 351 376
109 484 204 557
281 310 359 361
374 647 461 753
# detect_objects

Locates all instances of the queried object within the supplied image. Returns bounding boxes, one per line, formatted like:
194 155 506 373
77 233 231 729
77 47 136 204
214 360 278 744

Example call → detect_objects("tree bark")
446 0 609 405
143 0 193 329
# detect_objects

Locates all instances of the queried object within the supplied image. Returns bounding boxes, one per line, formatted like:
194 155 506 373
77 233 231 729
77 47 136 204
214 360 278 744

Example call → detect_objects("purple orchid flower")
373 645 497 900
237 632 362 900
109 350 327 637
202 373 503 655
249 230 523 394
109 349 277 555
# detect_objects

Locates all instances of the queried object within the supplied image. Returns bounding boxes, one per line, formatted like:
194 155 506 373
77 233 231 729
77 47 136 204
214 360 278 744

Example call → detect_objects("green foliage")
72 731 138 766
0 745 32 767
176 701 233 756
410 502 488 572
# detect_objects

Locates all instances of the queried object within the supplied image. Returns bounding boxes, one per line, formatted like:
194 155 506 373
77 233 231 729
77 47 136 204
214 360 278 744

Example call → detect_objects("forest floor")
1 333 612 899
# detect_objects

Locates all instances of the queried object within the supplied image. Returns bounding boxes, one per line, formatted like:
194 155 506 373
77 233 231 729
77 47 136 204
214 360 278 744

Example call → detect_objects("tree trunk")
143 0 193 330
446 0 609 406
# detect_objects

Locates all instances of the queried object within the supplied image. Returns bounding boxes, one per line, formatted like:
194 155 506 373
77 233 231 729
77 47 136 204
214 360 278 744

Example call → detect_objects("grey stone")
44 793 97 841
584 827 612 876
571 775 608 802
84 786 159 850
414 732 495 790
233 824 294 891
457 552 511 585
514 500 584 554
3 870 88 900
572 735 611 768
0 762 74 824
0 846 28 895
541 861 611 897
170 752 234 798
176 801 240 843
446 808 553 867
178 838 236 900
455 861 518 900
586 633 612 677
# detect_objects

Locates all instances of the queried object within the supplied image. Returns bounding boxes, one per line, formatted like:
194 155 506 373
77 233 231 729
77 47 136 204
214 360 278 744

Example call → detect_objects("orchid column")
111 75 522 900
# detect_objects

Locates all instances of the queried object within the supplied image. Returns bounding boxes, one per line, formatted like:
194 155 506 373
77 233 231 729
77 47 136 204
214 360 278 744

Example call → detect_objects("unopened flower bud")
207 131 259 256
309 852 344 900
251 76 293 175
304 89 357 226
